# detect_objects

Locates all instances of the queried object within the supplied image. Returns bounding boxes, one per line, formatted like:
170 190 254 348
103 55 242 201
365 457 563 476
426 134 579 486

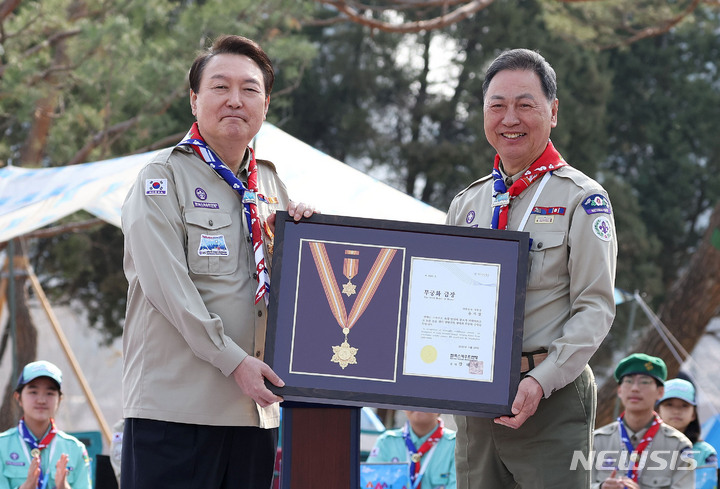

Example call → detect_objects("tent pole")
0 264 8 323
24 262 112 446
8 240 18 383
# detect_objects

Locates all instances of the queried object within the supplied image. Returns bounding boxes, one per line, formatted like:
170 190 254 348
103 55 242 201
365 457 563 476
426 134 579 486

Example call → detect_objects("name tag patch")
198 234 229 256
535 215 554 224
145 179 167 195
582 194 611 215
193 202 220 209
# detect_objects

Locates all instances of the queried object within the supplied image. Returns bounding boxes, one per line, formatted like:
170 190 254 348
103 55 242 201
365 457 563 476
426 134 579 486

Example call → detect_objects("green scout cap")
614 353 667 385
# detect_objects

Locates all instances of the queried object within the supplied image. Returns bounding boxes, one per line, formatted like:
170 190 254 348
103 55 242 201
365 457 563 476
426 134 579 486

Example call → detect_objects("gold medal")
411 452 422 463
331 340 358 369
30 448 40 458
342 280 357 296
342 251 359 296
309 242 397 370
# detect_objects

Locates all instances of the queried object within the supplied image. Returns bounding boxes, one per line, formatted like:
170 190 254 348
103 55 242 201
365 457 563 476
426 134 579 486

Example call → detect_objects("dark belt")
520 350 548 373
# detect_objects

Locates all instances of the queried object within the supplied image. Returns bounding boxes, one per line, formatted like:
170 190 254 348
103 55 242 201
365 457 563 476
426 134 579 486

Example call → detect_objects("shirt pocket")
527 231 566 289
185 210 239 275
640 475 672 488
2 461 29 485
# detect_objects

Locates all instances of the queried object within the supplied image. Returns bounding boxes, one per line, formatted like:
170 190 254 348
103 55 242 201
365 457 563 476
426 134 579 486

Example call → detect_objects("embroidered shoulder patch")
582 194 611 215
145 179 168 196
592 216 613 241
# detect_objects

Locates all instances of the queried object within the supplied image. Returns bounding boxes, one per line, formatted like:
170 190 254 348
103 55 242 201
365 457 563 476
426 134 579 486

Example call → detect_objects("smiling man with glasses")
591 353 695 489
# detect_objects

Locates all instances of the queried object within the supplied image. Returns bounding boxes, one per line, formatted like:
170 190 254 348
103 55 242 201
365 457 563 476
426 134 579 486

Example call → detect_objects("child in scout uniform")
366 411 456 489
592 353 694 489
657 378 718 489
0 361 92 489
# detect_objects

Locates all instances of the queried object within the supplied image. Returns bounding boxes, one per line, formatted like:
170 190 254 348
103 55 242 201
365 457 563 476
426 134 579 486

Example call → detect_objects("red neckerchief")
618 412 663 482
403 419 444 489
491 140 567 230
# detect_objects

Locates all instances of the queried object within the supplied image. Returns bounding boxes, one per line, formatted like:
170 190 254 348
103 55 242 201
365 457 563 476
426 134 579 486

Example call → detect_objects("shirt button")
537 242 544 249
247 236 252 243
253 272 258 280
257 310 263 317
255 350 261 357
208 219 214 226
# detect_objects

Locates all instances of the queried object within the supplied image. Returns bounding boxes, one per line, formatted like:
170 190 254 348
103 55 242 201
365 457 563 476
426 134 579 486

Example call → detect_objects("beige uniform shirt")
122 145 288 428
592 420 695 488
446 163 617 396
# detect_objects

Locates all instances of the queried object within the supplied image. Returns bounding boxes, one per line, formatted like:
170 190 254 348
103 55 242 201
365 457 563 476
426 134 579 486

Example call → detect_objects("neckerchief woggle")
617 412 663 482
491 140 567 230
19 418 58 489
403 419 444 489
178 122 270 305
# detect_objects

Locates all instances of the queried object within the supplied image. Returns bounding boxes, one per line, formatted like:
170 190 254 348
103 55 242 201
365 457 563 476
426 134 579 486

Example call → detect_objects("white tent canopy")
0 122 446 242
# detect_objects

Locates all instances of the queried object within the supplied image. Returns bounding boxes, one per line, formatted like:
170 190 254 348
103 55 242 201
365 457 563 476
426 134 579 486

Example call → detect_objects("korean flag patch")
145 179 168 196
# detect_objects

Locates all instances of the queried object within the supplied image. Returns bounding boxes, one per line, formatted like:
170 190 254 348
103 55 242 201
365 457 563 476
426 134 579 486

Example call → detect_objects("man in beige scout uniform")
121 35 314 488
446 48 617 488
592 353 694 489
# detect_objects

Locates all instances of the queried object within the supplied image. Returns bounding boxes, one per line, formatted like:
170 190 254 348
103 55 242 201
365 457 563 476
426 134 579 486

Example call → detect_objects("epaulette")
454 174 492 199
552 165 604 193
593 421 620 436
256 158 279 172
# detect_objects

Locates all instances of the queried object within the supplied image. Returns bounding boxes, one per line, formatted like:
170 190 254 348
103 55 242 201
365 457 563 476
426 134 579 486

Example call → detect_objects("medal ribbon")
19 418 58 489
617 412 662 482
403 419 444 489
309 242 396 331
491 140 567 230
343 252 359 280
177 122 270 305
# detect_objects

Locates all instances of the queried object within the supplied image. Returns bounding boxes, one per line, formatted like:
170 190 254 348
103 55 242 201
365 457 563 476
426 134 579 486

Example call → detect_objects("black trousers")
121 418 278 489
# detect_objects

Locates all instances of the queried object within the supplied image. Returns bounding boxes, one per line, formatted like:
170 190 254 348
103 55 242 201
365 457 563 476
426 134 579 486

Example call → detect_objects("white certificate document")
403 257 500 381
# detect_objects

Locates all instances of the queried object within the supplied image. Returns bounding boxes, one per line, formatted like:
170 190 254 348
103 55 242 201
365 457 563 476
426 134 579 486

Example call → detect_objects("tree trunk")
595 200 720 427
0 245 38 430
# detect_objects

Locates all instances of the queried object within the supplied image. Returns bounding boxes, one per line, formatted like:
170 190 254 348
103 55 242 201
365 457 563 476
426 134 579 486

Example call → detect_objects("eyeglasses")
621 376 656 387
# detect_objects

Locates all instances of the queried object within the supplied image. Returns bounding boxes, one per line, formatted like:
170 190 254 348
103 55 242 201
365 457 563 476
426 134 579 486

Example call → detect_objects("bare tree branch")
313 0 716 41
22 28 82 59
316 0 496 33
0 0 22 23
599 0 704 49
22 218 106 240
66 85 187 165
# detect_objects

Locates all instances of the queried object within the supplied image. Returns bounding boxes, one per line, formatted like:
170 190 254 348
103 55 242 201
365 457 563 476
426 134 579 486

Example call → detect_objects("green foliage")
2 0 719 347
1 0 315 338
281 0 611 211
601 7 720 292
32 219 127 343
541 0 698 48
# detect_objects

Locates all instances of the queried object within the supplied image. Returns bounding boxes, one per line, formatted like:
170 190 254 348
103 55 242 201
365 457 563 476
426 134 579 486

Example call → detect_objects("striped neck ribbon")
177 122 270 305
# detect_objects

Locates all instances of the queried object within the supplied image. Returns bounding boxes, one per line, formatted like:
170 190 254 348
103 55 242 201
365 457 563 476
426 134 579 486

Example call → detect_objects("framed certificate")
265 212 529 417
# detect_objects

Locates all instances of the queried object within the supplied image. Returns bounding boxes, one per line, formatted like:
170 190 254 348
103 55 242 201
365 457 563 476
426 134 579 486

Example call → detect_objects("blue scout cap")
614 353 667 385
658 378 696 406
16 360 63 390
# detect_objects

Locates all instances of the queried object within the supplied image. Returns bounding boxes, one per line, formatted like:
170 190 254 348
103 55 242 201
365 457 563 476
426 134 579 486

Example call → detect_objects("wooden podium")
278 403 360 489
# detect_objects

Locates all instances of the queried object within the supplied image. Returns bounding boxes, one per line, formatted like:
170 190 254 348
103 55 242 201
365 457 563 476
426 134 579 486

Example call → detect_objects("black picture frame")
265 212 529 417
